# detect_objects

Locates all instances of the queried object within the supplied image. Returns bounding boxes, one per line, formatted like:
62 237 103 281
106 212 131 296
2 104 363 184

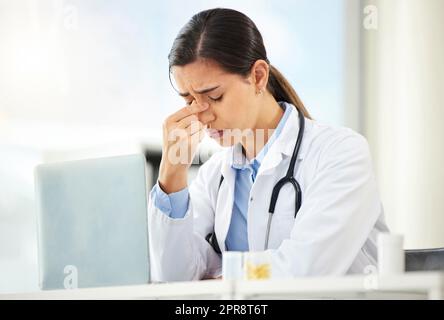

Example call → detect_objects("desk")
1 272 443 300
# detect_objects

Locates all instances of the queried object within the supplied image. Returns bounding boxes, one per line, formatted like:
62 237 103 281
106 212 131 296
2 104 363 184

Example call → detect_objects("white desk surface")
1 271 443 300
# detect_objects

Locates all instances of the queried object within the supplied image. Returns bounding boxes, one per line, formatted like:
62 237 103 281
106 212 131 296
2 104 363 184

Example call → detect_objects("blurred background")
0 0 443 293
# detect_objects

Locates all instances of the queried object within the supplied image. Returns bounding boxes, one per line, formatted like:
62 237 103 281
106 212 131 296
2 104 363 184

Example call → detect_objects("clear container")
243 251 272 280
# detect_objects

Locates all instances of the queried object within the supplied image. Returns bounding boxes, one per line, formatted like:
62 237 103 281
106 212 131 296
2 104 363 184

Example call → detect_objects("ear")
250 59 269 92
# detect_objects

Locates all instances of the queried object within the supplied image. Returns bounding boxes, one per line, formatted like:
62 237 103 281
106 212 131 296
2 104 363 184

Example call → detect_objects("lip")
205 128 224 139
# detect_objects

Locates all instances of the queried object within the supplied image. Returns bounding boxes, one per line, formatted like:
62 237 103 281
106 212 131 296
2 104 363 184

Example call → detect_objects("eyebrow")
178 85 220 97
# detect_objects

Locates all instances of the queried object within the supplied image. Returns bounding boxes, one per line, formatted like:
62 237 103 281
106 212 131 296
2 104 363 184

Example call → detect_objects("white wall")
361 0 444 249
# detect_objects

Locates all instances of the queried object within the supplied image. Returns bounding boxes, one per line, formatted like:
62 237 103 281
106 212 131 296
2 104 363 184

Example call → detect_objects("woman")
148 8 389 281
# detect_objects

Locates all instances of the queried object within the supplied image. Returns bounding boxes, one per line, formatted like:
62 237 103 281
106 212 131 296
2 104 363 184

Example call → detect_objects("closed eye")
185 95 223 105
209 95 223 102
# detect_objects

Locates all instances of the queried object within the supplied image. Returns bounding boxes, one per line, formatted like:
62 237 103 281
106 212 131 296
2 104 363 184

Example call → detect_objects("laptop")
34 154 150 290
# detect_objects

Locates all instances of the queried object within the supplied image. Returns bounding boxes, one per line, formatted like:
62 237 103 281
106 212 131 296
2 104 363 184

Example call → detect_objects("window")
0 0 354 293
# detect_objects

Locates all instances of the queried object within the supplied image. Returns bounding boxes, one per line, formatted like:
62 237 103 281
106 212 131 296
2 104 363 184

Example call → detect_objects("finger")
187 120 205 136
188 123 206 144
174 114 199 130
177 127 206 164
175 120 205 139
169 101 209 123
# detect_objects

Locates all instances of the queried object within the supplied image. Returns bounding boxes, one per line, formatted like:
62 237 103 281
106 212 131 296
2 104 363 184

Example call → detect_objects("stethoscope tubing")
264 110 305 250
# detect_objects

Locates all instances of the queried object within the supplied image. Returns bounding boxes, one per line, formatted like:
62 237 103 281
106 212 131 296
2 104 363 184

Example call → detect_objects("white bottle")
222 251 243 281
377 233 405 275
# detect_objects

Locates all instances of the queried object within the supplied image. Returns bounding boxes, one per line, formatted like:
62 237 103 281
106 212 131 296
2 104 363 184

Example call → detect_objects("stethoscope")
205 109 305 253
264 108 304 249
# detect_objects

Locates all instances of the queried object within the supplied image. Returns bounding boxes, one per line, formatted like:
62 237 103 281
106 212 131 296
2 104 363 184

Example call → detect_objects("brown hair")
168 7 312 119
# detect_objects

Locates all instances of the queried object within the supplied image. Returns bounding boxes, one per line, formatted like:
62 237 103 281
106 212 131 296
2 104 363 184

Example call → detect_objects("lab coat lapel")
248 107 309 250
214 148 235 253
256 107 304 177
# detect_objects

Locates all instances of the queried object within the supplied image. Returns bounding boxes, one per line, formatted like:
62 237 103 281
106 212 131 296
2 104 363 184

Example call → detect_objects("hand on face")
158 100 209 193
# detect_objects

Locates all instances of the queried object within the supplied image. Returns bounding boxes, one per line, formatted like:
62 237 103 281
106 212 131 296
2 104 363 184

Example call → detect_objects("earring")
257 89 263 95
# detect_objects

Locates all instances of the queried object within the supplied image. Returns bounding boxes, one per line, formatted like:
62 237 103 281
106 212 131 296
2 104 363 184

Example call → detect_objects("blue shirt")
149 101 293 251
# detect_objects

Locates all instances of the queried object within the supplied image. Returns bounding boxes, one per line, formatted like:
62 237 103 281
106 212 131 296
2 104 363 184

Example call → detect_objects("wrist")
158 170 188 194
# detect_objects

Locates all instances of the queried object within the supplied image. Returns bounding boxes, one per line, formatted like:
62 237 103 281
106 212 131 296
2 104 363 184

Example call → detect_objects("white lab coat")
148 107 389 282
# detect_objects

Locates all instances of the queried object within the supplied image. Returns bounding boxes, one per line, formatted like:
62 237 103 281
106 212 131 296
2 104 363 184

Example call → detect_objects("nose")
198 107 216 125
191 97 216 125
